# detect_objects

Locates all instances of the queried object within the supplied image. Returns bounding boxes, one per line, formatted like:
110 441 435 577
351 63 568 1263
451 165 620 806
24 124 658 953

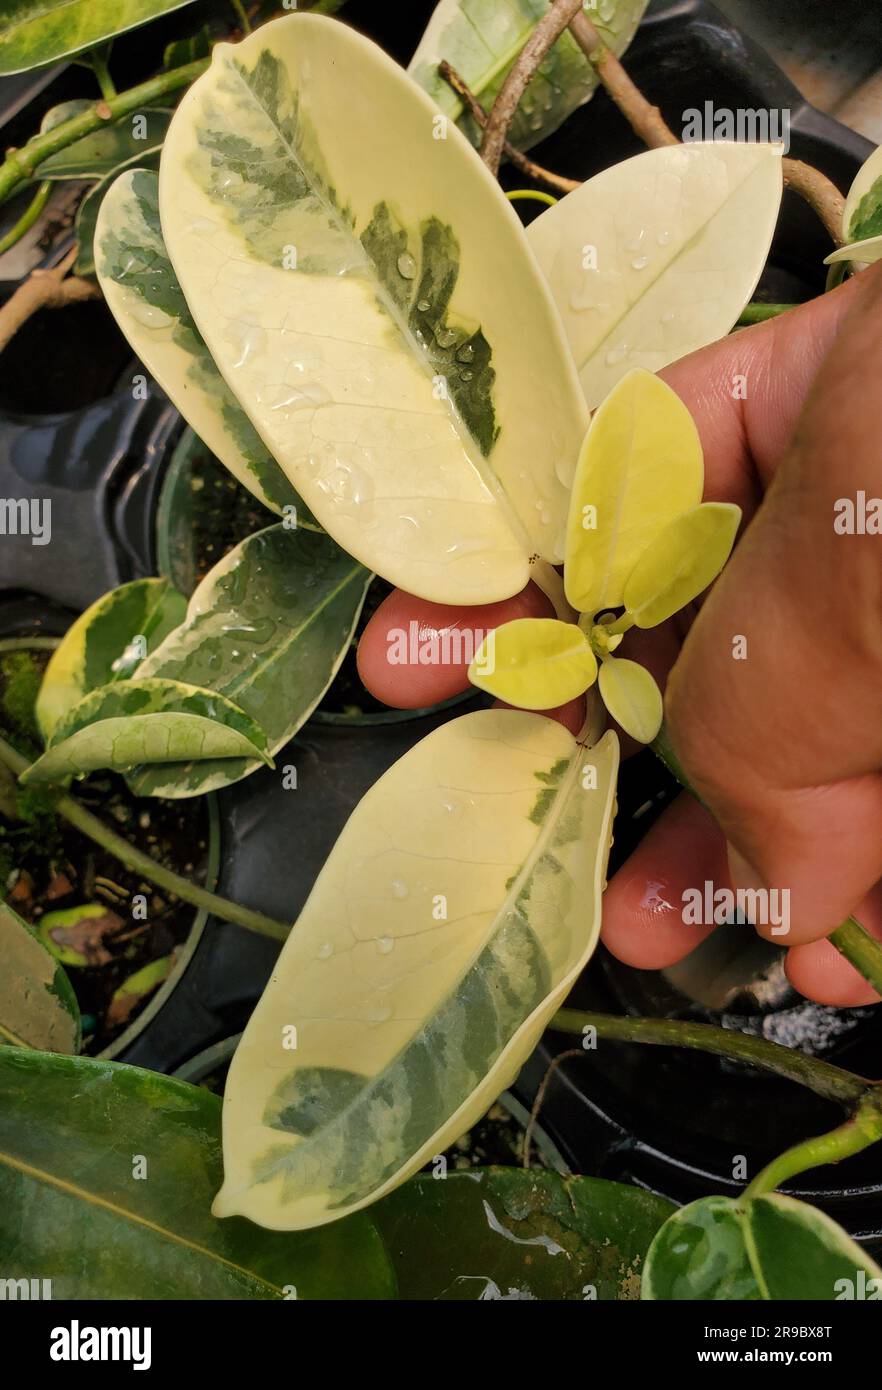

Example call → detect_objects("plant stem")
481 0 586 176
89 50 118 101
0 58 209 207
438 61 579 195
506 188 558 207
230 0 252 34
552 1008 869 1106
0 181 52 256
0 247 100 354
651 720 882 997
736 302 797 325
743 1091 882 1199
0 734 290 942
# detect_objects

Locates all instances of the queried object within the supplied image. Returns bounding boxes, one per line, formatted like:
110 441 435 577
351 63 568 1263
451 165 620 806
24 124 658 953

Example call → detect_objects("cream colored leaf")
158 13 587 604
526 141 783 408
623 501 741 628
564 368 703 614
824 234 882 266
468 617 597 708
214 710 619 1229
598 656 662 743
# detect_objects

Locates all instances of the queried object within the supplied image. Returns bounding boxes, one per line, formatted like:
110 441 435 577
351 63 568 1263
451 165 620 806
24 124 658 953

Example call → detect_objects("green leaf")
36 103 171 180
96 168 312 519
564 369 704 614
598 656 663 744
163 24 212 71
623 502 741 629
527 142 783 408
129 525 372 798
21 677 272 786
36 576 186 741
0 0 200 74
0 901 80 1053
743 1194 882 1301
373 1168 674 1300
469 617 597 708
0 1045 395 1298
842 144 882 243
75 147 163 278
642 1196 762 1300
408 0 648 154
643 1193 882 1301
215 710 619 1230
158 13 587 603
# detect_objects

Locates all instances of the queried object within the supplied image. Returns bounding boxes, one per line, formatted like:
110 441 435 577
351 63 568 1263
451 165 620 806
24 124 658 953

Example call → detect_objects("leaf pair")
469 370 740 743
643 1192 882 1301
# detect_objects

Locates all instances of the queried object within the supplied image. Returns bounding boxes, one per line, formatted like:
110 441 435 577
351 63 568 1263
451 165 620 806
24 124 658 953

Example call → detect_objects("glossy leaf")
75 148 163 279
643 1192 882 1301
36 103 171 180
0 1045 394 1298
21 677 271 786
642 1196 762 1300
0 901 80 1053
408 0 648 154
527 142 783 408
564 369 703 614
468 617 597 708
0 0 198 74
96 169 310 519
159 13 587 603
623 502 741 628
216 710 619 1230
36 577 186 741
373 1168 674 1300
825 234 882 267
598 656 662 743
842 143 882 244
130 525 371 797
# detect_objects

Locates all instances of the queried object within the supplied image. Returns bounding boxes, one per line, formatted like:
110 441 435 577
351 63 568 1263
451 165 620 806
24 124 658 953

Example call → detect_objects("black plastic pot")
0 0 879 1246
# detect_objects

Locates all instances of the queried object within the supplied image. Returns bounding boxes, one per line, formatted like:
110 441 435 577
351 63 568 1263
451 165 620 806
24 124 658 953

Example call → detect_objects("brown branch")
480 0 586 177
439 61 579 195
522 1047 583 1169
0 247 101 355
569 10 844 245
569 11 677 148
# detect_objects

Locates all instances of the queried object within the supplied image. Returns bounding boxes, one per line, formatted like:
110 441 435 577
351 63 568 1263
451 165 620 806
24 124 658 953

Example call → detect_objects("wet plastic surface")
0 0 879 1242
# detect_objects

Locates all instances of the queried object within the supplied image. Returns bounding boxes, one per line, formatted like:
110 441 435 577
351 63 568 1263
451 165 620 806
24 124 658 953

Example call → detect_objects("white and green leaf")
623 501 741 628
21 677 271 785
36 102 171 180
0 900 81 1053
215 709 619 1230
130 525 371 798
158 13 587 604
408 0 648 153
527 141 783 408
75 147 164 279
824 234 882 267
841 142 882 245
0 0 198 74
36 576 186 741
96 168 311 520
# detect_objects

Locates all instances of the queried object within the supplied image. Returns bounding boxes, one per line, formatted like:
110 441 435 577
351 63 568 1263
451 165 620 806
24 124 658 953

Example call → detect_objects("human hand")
357 264 882 1005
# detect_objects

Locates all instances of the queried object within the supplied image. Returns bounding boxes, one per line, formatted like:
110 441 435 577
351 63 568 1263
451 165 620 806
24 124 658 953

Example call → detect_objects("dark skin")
358 264 882 1006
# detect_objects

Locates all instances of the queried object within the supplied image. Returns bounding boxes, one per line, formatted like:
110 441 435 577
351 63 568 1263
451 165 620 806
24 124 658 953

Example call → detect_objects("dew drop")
456 342 475 363
376 936 394 955
390 878 409 899
460 369 474 382
435 325 459 349
656 228 672 245
368 1004 392 1024
397 252 417 279
417 298 431 312
316 941 333 960
631 255 649 271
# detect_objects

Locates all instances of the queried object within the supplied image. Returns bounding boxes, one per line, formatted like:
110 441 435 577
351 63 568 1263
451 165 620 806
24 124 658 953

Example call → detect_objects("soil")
0 645 211 1054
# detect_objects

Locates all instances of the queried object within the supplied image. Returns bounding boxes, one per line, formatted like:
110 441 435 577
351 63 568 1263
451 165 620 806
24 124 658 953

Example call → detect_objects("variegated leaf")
0 901 81 1053
158 13 587 604
0 0 198 74
215 710 619 1230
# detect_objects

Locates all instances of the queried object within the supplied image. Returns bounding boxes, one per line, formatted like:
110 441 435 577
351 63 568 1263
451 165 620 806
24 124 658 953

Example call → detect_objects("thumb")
665 268 882 946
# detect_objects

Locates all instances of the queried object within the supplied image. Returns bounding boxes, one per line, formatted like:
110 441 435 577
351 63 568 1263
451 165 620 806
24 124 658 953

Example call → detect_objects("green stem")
506 188 558 207
230 0 253 34
89 50 117 100
552 1008 869 1106
743 1092 882 1200
736 302 797 326
0 181 52 255
605 610 635 637
0 58 210 206
0 735 289 942
651 720 882 997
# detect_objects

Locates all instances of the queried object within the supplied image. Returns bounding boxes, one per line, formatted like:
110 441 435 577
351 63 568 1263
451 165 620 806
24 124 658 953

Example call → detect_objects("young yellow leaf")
598 657 663 744
564 369 703 615
623 501 741 628
468 618 597 709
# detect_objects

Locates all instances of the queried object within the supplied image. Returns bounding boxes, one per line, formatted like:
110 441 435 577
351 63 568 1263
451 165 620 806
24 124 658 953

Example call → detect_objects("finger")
491 694 585 735
357 580 554 708
785 883 882 1006
666 262 882 946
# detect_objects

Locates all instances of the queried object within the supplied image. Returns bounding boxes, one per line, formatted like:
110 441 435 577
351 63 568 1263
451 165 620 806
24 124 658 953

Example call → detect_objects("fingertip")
491 694 585 736
785 938 881 1007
